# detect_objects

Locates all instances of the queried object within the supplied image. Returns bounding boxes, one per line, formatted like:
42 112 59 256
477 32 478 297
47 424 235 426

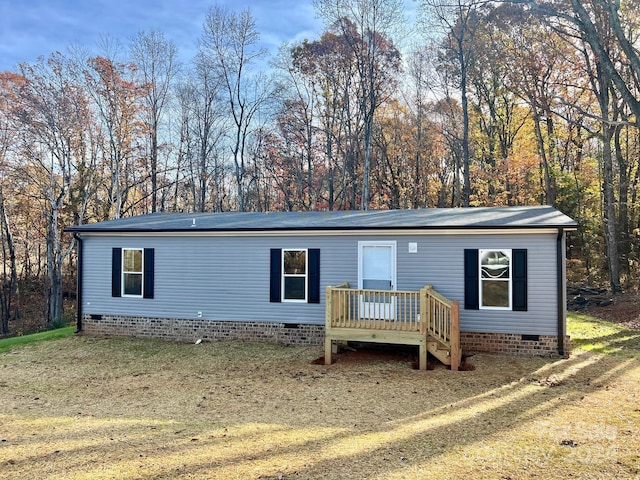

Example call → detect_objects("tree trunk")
413 101 424 209
596 65 621 293
602 126 621 292
361 74 376 211
531 109 554 205
151 125 158 213
460 48 471 207
614 123 629 280
0 191 17 335
46 208 64 325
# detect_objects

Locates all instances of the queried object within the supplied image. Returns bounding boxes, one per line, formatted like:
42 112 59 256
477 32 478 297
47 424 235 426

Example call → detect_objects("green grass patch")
0 326 75 353
568 312 640 356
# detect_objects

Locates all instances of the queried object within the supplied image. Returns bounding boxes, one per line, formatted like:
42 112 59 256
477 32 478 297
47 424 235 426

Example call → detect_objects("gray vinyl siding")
81 231 560 335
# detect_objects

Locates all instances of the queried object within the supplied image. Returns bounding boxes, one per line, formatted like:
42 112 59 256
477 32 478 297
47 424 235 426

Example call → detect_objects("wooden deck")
325 284 461 370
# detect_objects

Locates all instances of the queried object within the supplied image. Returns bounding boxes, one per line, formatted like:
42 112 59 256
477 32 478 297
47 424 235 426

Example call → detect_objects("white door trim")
358 241 397 319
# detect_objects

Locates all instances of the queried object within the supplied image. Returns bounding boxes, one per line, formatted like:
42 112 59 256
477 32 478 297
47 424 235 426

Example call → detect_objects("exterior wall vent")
522 334 540 342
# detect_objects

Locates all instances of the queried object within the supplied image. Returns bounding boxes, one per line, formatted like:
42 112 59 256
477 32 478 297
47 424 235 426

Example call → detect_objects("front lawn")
0 326 74 354
0 315 638 479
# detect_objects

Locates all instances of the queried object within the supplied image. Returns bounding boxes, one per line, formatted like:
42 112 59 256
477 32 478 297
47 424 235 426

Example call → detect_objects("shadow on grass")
568 312 640 355
1 316 638 479
134 351 636 480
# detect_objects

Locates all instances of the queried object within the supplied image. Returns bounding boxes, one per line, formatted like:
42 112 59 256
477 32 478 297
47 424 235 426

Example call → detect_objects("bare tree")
405 47 437 208
130 30 179 213
7 54 92 325
199 5 273 212
421 0 485 207
273 44 321 211
0 78 17 334
315 0 404 210
0 188 17 335
175 64 227 212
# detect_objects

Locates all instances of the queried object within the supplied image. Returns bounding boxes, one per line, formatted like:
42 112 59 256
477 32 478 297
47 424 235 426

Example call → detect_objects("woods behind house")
1 0 639 333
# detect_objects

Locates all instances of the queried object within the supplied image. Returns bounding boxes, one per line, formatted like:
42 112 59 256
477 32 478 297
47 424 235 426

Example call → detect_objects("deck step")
427 340 452 366
428 346 452 365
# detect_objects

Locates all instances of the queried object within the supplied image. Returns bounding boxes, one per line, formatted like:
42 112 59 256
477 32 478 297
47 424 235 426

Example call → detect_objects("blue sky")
0 0 322 71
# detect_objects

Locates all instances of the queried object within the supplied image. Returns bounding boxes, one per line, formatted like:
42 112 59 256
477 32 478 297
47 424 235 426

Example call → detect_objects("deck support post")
419 341 427 370
419 286 430 371
450 300 460 371
325 285 333 365
325 338 333 366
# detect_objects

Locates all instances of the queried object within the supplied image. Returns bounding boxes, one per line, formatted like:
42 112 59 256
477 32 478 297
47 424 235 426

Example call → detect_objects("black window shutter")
512 249 527 311
308 249 320 304
270 249 282 303
464 249 479 310
143 248 155 299
112 248 122 297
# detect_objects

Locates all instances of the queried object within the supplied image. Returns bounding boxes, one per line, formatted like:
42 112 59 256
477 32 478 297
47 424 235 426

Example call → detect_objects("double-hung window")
112 247 155 299
464 248 527 311
282 249 307 301
269 248 320 304
122 248 144 297
479 249 511 309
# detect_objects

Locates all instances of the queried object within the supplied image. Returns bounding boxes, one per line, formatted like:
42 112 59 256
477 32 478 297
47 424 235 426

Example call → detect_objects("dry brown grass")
1 320 639 479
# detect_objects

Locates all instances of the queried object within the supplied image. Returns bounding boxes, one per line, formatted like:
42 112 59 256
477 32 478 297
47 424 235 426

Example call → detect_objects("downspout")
73 233 83 333
556 228 565 356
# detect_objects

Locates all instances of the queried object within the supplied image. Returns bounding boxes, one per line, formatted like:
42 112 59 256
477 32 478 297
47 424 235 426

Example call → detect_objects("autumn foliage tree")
505 0 640 291
0 72 19 334
3 54 95 325
315 0 403 209
84 55 149 219
3 1 640 335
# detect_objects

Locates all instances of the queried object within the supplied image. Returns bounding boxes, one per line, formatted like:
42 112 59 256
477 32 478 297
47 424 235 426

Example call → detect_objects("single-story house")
66 206 577 363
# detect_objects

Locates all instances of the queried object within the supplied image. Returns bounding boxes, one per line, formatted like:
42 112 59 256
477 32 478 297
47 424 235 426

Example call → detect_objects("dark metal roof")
66 206 578 234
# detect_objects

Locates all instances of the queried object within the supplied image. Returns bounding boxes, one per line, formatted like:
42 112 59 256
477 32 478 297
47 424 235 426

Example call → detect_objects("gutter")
556 228 565 356
73 233 83 333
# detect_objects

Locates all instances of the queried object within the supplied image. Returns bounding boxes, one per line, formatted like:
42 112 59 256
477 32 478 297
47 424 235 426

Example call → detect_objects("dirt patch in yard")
313 344 476 371
585 291 640 330
0 325 639 480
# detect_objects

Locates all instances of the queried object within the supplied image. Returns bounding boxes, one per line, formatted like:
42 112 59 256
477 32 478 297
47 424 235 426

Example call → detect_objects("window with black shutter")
112 247 154 299
270 248 320 303
464 248 527 311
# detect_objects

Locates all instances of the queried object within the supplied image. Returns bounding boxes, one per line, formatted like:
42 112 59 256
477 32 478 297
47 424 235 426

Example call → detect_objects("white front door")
358 241 397 319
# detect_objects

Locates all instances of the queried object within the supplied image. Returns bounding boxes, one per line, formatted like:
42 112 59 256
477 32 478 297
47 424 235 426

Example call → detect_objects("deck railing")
325 283 460 370
327 284 422 331
421 285 460 367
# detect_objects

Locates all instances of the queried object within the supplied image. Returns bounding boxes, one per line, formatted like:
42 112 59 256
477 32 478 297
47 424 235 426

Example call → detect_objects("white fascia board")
76 227 564 237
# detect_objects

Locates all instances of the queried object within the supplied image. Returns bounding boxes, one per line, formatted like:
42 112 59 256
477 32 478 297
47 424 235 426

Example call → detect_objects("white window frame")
122 248 144 298
282 248 308 303
479 248 512 310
